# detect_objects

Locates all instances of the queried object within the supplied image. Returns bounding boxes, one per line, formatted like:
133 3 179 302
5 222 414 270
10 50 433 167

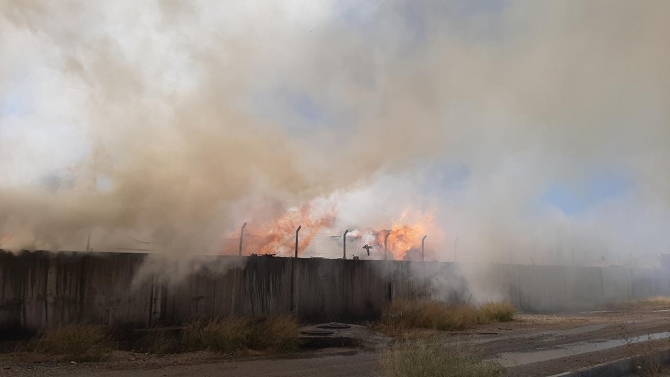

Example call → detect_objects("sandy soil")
2 306 670 377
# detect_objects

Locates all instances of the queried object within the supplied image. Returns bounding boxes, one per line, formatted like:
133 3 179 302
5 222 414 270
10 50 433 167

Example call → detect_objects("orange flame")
375 212 433 260
224 204 336 256
223 203 438 260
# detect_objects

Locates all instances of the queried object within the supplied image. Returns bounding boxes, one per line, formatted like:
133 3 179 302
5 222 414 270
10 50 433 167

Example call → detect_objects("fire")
375 212 434 260
222 202 438 260
224 203 336 256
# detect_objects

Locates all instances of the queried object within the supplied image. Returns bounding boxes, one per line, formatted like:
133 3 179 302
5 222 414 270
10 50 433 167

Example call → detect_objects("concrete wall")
1 250 669 330
0 251 153 330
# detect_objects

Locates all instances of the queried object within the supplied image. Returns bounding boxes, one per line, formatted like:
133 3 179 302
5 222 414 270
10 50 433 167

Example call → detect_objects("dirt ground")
2 306 670 377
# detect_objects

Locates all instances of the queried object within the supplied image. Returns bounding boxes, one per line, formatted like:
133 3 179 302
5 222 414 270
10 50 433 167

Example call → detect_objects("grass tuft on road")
381 340 504 377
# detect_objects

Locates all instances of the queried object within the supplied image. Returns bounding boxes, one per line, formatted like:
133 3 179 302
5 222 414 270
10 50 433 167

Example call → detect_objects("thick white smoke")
1 1 669 267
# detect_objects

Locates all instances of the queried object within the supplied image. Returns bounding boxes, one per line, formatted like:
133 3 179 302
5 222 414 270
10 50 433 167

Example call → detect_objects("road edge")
547 348 670 377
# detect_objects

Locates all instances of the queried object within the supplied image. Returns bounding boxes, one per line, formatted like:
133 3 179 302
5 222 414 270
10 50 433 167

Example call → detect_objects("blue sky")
542 172 631 216
277 83 633 218
0 83 33 118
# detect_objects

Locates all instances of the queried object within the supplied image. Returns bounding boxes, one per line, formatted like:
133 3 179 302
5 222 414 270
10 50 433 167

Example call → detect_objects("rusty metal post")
384 230 391 260
343 230 349 259
291 225 302 314
238 222 247 256
422 235 427 261
295 225 302 258
86 227 92 252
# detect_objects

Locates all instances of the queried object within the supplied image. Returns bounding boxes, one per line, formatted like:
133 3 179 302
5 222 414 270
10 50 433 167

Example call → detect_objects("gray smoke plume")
1 1 669 265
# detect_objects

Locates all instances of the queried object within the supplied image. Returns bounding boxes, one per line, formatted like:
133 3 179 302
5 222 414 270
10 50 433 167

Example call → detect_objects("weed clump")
31 324 113 362
382 300 477 332
608 296 670 311
381 299 515 333
182 315 299 354
381 340 504 377
136 331 183 355
476 301 516 323
11 316 300 361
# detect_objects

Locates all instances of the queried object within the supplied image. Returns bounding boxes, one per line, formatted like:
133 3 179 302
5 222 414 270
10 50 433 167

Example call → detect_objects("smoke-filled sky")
1 1 669 265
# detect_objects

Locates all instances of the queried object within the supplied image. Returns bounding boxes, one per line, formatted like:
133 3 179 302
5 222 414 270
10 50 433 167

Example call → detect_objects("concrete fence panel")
2 250 669 331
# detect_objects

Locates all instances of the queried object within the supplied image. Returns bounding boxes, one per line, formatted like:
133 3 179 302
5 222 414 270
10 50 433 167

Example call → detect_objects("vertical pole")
421 235 427 261
384 230 391 260
148 273 155 328
343 230 349 259
86 173 95 252
291 225 301 314
86 227 92 252
295 225 302 258
238 222 247 256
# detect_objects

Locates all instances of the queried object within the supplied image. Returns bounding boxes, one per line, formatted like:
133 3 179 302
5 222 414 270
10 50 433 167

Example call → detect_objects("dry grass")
380 299 515 334
137 332 182 355
476 301 516 324
637 296 670 306
10 316 299 361
617 325 669 377
182 315 299 354
29 324 113 362
380 340 504 377
382 300 477 332
607 296 670 311
636 353 664 377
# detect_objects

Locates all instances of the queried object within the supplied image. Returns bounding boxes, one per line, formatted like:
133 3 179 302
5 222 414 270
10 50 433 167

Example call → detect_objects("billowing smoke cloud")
1 1 669 265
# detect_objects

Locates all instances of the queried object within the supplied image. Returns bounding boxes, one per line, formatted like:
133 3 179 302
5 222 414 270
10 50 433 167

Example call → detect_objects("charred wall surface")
1 250 669 331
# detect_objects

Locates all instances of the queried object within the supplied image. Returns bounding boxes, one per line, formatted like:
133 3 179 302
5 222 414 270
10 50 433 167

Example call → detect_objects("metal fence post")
86 227 92 252
239 222 247 256
291 225 302 314
343 230 349 259
422 235 427 261
384 230 391 260
295 225 302 258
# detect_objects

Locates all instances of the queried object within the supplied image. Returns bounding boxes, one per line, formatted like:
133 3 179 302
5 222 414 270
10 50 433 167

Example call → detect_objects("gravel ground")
0 349 372 377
